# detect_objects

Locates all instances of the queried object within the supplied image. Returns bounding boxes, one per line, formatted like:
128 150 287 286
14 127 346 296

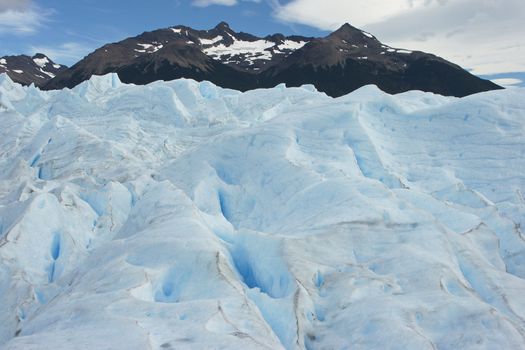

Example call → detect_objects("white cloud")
0 0 53 35
192 0 261 7
272 0 525 75
192 0 238 7
491 78 522 88
0 0 31 12
30 42 94 66
273 0 427 30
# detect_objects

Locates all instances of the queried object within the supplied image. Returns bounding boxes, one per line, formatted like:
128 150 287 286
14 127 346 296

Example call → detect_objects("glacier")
0 72 524 349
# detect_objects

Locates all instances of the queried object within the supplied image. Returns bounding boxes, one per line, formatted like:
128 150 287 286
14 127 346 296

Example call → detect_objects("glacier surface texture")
0 73 525 349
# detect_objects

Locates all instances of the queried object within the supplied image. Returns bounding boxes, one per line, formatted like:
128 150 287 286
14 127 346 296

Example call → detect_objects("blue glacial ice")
0 72 525 349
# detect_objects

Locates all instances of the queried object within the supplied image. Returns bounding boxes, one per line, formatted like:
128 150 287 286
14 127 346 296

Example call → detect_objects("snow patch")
135 42 164 53
199 36 223 45
278 40 307 51
33 56 49 67
39 68 54 78
204 38 275 61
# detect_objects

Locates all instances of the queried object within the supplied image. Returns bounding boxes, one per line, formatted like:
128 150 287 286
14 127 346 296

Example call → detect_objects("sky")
0 0 524 87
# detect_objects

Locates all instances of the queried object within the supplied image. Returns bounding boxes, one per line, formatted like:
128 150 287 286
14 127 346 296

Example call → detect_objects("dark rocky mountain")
43 22 311 92
0 54 67 87
259 24 501 97
42 22 501 97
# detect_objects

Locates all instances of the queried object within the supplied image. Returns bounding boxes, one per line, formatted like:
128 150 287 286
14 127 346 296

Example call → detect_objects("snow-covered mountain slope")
0 73 524 349
181 22 310 71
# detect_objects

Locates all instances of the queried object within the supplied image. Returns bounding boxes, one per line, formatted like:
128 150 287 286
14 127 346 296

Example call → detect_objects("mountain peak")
329 22 376 41
334 23 359 33
215 21 230 30
32 53 48 59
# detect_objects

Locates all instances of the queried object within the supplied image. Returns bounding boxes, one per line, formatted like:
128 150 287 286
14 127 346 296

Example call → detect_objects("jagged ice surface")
0 73 525 349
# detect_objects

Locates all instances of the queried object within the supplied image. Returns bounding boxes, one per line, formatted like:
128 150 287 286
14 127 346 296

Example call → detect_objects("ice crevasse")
0 73 525 349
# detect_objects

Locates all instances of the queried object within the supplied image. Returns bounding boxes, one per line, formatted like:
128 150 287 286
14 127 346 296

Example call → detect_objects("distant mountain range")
0 53 67 87
1 22 501 97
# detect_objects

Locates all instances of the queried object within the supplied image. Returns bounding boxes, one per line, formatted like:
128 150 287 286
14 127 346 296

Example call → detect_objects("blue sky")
1 0 524 87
